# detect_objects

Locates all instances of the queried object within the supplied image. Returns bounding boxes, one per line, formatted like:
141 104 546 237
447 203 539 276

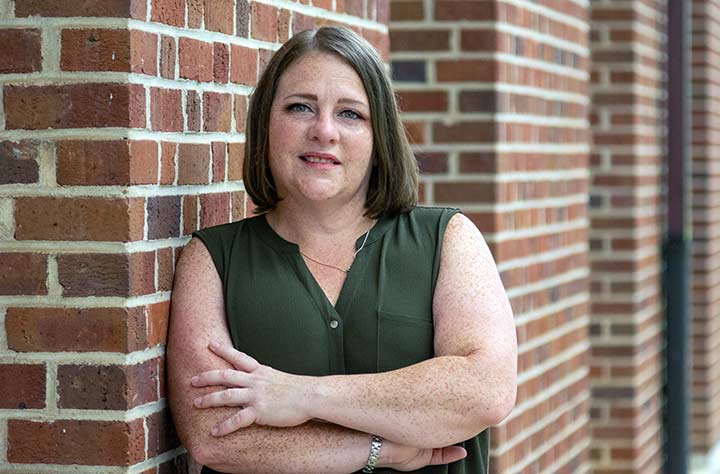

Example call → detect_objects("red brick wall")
691 0 720 461
390 1 592 472
588 1 666 473
0 1 385 471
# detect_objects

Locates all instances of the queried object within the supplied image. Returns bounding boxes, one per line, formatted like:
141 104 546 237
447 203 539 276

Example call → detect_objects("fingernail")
211 427 219 436
191 376 198 384
193 398 201 407
209 341 219 349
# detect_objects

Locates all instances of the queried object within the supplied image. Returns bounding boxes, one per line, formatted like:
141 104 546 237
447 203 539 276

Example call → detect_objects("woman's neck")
265 201 375 249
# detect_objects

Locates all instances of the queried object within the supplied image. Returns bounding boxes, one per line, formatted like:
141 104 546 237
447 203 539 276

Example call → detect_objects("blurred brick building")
0 0 718 473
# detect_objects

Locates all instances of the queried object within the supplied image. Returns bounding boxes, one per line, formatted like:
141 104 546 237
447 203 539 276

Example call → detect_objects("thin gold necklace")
300 228 371 273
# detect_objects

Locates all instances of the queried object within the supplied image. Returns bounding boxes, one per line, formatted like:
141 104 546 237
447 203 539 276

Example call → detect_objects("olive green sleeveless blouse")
193 206 489 474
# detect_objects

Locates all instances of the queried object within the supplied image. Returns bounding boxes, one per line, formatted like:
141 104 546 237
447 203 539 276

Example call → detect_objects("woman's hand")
191 341 313 436
379 441 467 471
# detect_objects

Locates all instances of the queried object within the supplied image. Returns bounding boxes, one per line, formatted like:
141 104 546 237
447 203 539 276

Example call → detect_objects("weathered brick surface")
0 2 383 473
0 29 42 74
8 419 145 465
15 197 145 241
57 252 155 297
6 307 147 353
0 364 46 409
58 359 159 410
0 253 47 295
0 140 40 184
56 140 158 185
4 84 146 129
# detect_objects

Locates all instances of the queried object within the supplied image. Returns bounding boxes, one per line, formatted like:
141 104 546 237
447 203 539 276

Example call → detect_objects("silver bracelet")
362 435 383 473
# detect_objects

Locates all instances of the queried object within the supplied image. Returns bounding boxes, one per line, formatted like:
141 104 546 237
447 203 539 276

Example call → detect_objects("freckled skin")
167 51 517 472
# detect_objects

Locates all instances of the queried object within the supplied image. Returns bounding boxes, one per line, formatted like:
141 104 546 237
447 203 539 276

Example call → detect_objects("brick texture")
0 2 383 473
391 2 592 473
588 2 666 473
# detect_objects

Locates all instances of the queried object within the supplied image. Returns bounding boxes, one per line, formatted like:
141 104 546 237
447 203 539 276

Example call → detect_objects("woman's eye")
339 109 363 120
287 103 312 113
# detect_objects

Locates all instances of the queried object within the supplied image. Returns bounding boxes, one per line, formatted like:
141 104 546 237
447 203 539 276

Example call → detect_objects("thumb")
429 446 467 465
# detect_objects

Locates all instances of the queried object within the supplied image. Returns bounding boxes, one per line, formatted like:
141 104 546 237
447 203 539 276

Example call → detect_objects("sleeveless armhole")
431 207 462 295
192 225 233 287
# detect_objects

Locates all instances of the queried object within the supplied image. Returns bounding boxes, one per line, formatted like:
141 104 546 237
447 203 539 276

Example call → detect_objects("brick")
212 142 227 183
436 59 496 82
4 84 144 129
403 121 425 144
213 42 229 83
61 29 131 72
183 195 198 235
178 143 211 184
293 12 316 34
0 140 40 184
0 29 42 73
363 29 390 62
148 408 181 457
259 48 274 75
433 121 496 143
160 35 176 79
0 253 47 295
391 61 426 82
147 195 181 239
235 95 247 133
6 306 146 353
160 141 177 184
15 197 145 241
15 0 145 18
200 193 230 228
203 92 232 132
231 191 245 220
313 0 332 10
236 0 251 37
157 248 174 291
186 90 201 131
188 0 203 27
458 90 497 112
396 90 447 112
131 30 158 75
278 9 291 42
179 37 212 81
390 1 423 21
58 252 155 297
228 142 244 181
8 419 145 465
57 140 158 185
58 359 158 410
460 29 497 51
148 300 171 346
151 87 183 132
434 182 495 203
390 29 449 51
230 45 257 86
251 2 277 42
0 364 45 409
151 0 185 27
435 1 494 21
377 0 389 23
159 453 189 474
204 0 234 34
416 153 448 174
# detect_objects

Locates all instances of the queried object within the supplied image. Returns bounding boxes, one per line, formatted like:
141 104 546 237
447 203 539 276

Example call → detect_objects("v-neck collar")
253 213 394 313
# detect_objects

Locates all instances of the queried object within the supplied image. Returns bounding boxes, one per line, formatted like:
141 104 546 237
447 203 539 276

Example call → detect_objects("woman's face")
267 52 374 210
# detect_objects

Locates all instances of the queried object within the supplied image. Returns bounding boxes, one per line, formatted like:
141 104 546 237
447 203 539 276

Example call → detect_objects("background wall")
2 0 720 473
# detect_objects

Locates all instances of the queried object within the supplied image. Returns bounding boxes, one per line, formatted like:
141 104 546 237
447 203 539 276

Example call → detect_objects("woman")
167 26 517 474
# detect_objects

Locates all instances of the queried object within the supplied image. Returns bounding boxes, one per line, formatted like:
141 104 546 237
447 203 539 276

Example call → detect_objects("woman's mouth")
300 153 340 165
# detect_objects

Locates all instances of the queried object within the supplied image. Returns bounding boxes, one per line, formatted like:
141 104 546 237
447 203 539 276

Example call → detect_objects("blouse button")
330 320 339 329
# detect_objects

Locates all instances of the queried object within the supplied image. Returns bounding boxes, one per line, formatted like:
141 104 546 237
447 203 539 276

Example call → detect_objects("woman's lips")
299 152 340 164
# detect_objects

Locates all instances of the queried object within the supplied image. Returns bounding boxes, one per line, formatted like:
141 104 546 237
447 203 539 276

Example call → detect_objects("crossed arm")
167 214 517 473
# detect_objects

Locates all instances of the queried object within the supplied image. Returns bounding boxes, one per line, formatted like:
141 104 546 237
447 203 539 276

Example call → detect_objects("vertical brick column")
690 0 720 465
0 0 385 472
588 2 666 473
390 1 592 472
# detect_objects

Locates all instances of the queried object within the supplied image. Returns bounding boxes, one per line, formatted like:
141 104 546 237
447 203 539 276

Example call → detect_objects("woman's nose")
309 112 339 144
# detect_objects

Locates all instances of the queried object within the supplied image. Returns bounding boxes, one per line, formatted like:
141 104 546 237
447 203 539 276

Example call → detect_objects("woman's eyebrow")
283 93 368 108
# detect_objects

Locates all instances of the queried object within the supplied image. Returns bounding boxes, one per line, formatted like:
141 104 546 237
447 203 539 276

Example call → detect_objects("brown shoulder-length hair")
243 26 418 219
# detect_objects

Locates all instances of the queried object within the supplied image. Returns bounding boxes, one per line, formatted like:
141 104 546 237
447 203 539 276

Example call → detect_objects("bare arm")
168 238 466 473
304 213 518 447
167 238 372 473
194 214 517 449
